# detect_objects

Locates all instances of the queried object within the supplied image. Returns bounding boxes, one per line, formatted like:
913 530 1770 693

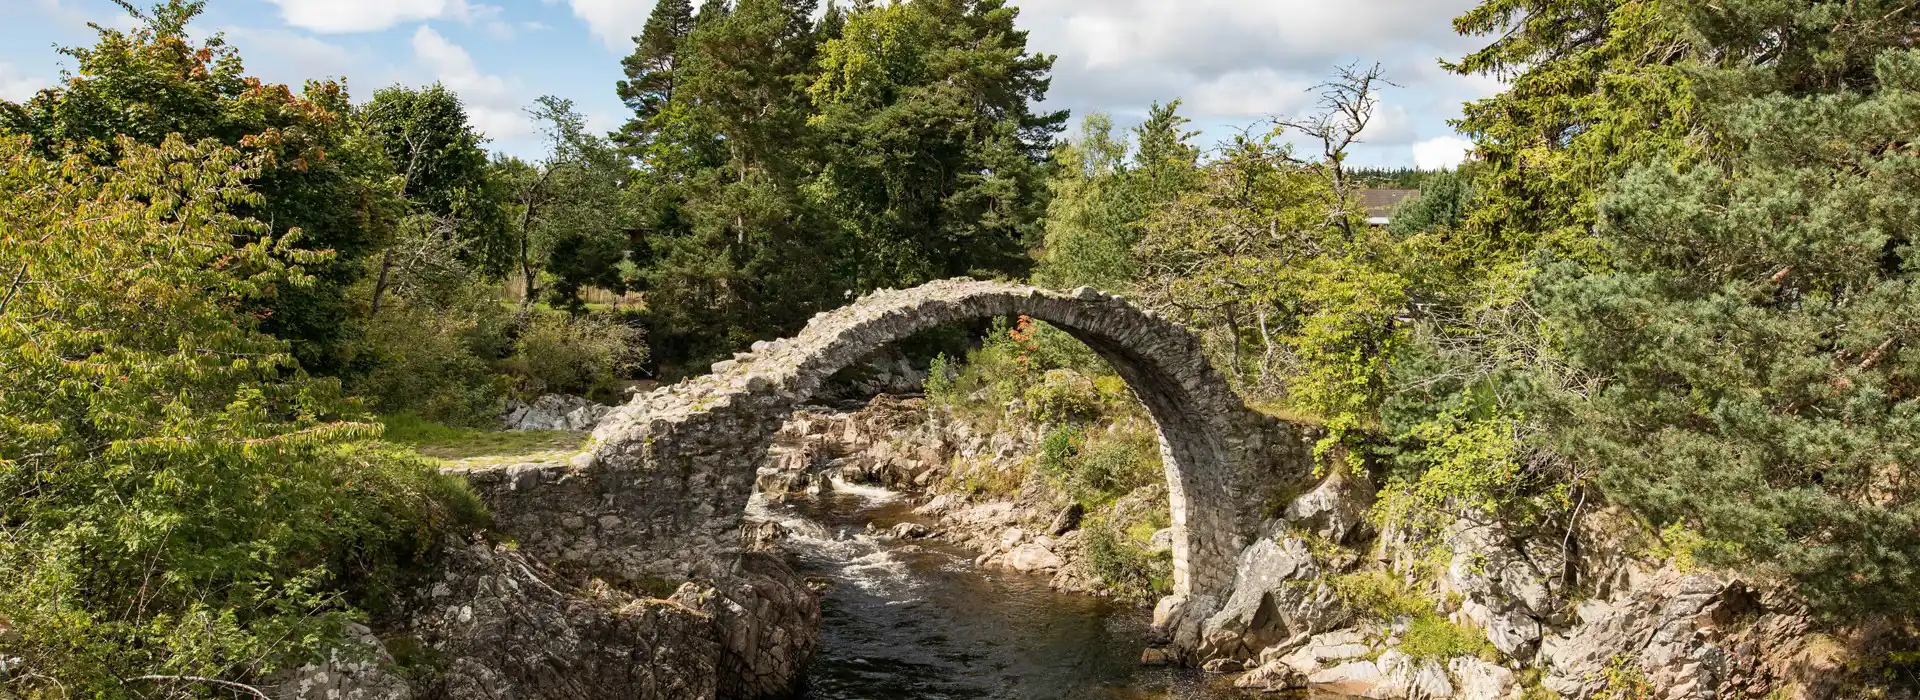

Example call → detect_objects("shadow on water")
752 483 1274 700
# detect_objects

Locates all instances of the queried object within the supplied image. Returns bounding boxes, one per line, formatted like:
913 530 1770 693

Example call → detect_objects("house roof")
1360 189 1420 219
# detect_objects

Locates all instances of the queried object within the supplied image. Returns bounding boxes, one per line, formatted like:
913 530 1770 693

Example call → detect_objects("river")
748 478 1263 700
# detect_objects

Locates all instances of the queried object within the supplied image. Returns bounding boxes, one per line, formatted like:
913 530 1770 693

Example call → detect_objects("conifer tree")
615 0 697 153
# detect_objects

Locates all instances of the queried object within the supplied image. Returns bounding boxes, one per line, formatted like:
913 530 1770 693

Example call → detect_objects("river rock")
1146 527 1174 555
1235 659 1308 692
1202 658 1245 674
501 394 612 431
888 522 933 540
1197 537 1348 661
1004 542 1066 572
1049 502 1085 535
1276 628 1375 674
1307 650 1450 699
1282 465 1375 545
1449 657 1516 700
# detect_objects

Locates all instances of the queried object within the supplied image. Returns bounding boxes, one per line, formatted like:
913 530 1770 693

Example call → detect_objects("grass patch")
1084 515 1172 601
380 413 587 466
1401 613 1495 661
1329 570 1432 619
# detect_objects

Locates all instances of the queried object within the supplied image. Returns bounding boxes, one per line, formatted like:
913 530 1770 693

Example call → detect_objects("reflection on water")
750 481 1259 700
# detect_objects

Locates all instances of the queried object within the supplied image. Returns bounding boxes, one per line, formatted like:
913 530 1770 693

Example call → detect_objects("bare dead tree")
1277 62 1398 239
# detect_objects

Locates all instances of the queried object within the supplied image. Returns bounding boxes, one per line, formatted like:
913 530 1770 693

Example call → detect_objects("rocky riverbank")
756 395 1914 700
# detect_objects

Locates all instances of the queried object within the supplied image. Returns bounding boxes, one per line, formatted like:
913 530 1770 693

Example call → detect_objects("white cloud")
1016 0 1492 166
263 0 476 33
1412 135 1473 170
1183 69 1315 120
220 27 355 80
566 0 658 52
411 26 533 140
0 63 51 102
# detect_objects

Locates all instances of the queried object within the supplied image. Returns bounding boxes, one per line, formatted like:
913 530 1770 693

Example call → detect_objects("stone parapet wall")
467 279 1317 638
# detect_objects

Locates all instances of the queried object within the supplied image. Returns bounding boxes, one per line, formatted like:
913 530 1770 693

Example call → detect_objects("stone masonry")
466 279 1318 645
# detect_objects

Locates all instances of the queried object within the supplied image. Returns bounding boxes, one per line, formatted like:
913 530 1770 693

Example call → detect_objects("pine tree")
808 0 1067 288
1535 35 1920 620
615 0 696 153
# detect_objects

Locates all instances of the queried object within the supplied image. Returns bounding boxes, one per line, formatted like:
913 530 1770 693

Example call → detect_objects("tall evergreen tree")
615 0 697 153
808 0 1067 289
1537 46 1920 617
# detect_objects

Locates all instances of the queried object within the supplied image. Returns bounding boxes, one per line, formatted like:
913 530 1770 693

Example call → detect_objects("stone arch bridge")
470 279 1316 618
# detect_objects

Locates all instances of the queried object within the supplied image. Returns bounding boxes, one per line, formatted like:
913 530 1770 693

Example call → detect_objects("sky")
0 0 1502 169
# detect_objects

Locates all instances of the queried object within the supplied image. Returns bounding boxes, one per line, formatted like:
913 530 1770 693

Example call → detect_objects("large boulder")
1283 466 1376 545
1195 537 1350 661
1538 571 1758 699
501 394 612 432
390 539 816 700
1306 650 1452 699
1439 516 1558 661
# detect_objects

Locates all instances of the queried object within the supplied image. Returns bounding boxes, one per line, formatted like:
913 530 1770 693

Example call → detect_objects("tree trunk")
369 248 395 316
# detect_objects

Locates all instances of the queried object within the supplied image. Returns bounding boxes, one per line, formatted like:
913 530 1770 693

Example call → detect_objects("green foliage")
345 285 512 427
502 97 634 314
1592 655 1654 700
503 311 647 403
1082 515 1172 601
358 83 508 275
624 0 1065 371
1034 104 1202 291
1386 166 1474 237
1035 422 1161 510
0 0 393 373
924 352 958 401
1329 570 1432 620
1400 613 1496 662
0 134 475 694
1372 408 1527 542
1134 100 1410 451
614 0 697 154
1023 369 1102 426
1536 48 1920 617
808 0 1065 288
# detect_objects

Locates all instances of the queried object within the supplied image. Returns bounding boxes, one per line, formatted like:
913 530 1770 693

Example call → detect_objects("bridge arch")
472 280 1312 611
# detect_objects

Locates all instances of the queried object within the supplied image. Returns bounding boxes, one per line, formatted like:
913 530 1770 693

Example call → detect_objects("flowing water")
749 478 1262 700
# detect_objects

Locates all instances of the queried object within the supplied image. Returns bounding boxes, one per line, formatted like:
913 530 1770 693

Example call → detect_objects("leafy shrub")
1400 613 1495 661
1368 405 1562 561
1037 422 1161 509
1084 517 1172 601
503 311 647 402
0 135 479 694
346 291 512 427
1329 570 1432 620
1071 425 1162 506
1038 425 1082 478
924 352 958 401
1023 369 1102 425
